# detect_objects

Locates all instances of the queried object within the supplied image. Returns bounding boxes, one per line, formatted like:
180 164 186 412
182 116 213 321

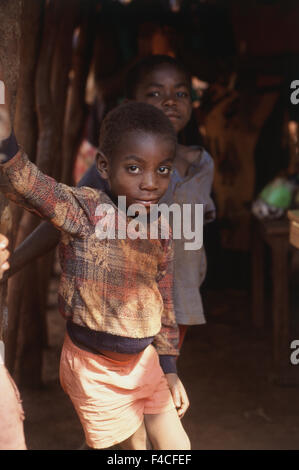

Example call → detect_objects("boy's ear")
96 149 110 180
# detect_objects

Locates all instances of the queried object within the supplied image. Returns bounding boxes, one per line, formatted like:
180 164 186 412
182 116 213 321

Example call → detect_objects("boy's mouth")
165 112 180 121
132 198 161 211
134 198 160 207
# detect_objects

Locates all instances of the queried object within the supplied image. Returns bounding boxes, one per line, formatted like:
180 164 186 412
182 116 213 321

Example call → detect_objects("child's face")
98 130 175 212
134 65 192 134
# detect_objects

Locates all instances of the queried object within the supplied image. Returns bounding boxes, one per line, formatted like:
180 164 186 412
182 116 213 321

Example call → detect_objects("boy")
0 75 190 448
4 56 214 351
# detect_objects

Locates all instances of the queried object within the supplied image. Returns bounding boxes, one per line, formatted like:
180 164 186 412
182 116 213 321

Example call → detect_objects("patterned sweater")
0 149 179 371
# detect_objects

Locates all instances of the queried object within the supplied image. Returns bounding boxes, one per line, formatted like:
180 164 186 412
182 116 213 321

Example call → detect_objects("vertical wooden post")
5 0 44 377
270 237 290 369
0 0 23 342
251 217 265 328
61 0 97 185
8 0 79 388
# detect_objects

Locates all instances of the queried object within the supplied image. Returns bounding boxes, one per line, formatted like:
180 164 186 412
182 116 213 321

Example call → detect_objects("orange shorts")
59 333 175 449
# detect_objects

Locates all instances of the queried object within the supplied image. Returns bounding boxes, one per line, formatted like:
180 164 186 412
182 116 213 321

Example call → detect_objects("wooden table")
251 215 290 368
288 210 299 249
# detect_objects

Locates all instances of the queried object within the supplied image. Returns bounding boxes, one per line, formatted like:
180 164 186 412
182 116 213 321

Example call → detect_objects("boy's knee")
170 430 190 450
154 429 190 450
181 433 191 450
118 422 149 450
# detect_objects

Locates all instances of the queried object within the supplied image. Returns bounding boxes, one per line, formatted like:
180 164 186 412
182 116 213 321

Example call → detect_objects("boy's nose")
162 93 177 108
140 172 159 191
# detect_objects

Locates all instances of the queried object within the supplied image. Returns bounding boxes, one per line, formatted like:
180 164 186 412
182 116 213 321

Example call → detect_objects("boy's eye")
127 165 140 174
147 91 160 98
158 166 171 175
176 91 189 98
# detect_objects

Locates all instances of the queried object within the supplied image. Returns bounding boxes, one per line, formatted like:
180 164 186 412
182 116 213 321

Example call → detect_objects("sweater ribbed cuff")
159 355 177 374
0 131 18 163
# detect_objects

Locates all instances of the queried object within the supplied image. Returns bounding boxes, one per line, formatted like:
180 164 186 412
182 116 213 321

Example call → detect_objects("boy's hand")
0 107 11 141
0 234 10 280
165 373 189 418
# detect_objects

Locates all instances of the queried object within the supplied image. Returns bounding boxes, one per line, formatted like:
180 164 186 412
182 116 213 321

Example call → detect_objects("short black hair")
124 54 191 99
99 101 177 160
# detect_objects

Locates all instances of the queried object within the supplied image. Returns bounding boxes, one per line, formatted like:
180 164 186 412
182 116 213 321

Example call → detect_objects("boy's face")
134 64 192 134
97 130 175 212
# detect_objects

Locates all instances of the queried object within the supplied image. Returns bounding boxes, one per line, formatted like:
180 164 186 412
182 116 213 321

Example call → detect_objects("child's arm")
165 373 189 419
185 147 216 222
0 222 60 282
0 234 10 280
1 160 108 281
0 71 96 235
0 126 94 243
2 160 108 281
197 149 216 221
153 236 190 418
0 146 97 238
0 67 89 236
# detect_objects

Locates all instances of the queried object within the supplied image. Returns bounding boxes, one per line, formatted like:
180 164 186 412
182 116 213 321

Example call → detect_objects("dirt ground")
20 274 299 450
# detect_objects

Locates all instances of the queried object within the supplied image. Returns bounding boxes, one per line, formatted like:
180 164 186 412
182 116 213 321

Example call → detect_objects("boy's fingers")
0 257 9 280
170 385 181 410
0 247 10 280
165 374 189 418
177 386 189 418
179 396 189 417
0 108 12 141
0 270 9 284
0 234 8 248
0 248 9 264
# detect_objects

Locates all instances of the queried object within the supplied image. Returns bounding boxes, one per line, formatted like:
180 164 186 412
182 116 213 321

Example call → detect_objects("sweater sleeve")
0 149 95 238
189 148 216 223
153 234 179 374
0 132 18 161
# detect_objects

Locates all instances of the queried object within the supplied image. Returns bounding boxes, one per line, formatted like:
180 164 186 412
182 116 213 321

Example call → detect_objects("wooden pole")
7 0 83 388
61 0 97 185
0 0 23 342
5 0 44 378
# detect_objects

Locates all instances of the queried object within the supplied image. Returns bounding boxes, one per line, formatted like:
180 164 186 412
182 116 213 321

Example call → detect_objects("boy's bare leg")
144 409 190 450
118 421 151 450
79 422 151 450
75 403 149 449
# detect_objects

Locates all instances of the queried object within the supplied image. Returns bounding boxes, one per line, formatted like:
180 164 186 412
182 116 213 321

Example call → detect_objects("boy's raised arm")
2 162 108 281
0 69 97 238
